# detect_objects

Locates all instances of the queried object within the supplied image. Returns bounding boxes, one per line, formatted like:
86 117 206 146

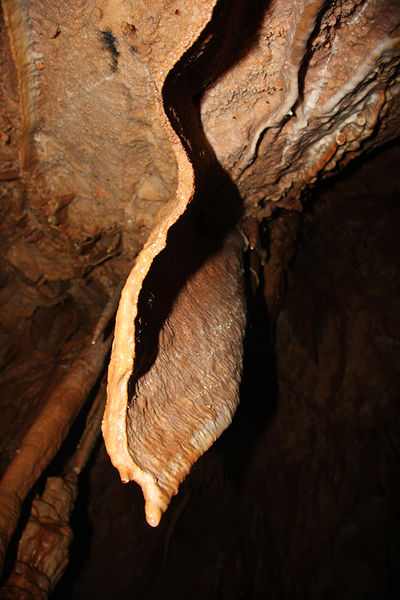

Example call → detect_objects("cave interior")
0 0 400 598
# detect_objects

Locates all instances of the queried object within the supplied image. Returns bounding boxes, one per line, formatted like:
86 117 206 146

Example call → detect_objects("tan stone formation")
0 0 400 594
203 0 400 211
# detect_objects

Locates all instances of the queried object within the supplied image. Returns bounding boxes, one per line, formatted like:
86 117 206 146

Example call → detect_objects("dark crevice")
100 29 120 72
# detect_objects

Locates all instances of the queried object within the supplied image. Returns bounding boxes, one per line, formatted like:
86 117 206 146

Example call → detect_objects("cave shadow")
52 444 97 600
214 246 278 491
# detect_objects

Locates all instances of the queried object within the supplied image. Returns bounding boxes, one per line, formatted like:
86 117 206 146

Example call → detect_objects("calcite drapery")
102 0 248 526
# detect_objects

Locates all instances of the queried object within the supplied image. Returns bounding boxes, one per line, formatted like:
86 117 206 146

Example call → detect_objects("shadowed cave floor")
54 142 400 600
